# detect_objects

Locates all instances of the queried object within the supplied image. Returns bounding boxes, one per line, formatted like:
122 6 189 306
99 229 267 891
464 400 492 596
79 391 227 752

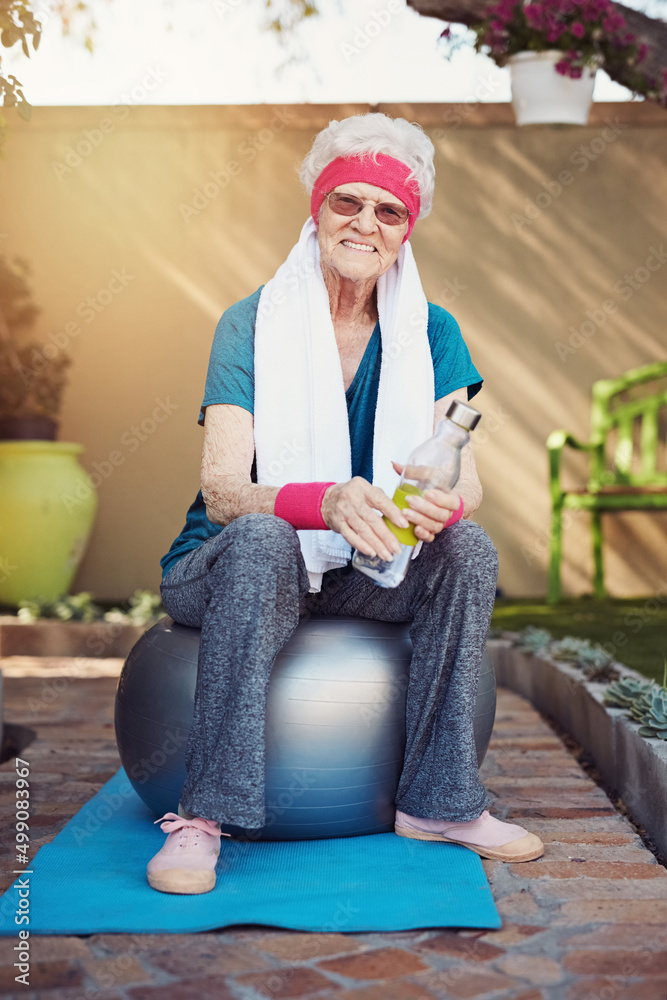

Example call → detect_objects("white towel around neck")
254 217 434 592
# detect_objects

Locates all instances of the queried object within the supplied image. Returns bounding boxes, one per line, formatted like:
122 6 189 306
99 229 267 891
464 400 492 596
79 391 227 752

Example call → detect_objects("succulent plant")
17 589 163 626
549 636 594 662
18 592 100 623
546 636 619 681
579 658 621 683
627 688 655 724
603 660 667 740
637 687 667 740
513 625 552 653
603 676 654 712
104 590 164 626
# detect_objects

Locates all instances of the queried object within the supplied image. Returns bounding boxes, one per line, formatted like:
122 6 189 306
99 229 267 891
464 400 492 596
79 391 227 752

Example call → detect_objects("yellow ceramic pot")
0 441 97 605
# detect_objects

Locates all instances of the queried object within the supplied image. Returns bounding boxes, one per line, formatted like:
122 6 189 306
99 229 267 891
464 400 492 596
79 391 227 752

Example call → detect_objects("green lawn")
491 597 667 684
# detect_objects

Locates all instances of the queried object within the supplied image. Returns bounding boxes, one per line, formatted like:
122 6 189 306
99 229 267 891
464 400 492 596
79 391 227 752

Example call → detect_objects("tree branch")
615 4 667 85
406 0 493 24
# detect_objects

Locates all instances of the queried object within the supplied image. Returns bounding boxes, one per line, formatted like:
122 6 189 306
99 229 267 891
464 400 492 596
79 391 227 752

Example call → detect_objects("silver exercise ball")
114 614 496 840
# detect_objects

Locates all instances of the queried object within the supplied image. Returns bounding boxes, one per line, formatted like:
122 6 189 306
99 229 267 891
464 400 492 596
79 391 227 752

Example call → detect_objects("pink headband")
311 153 421 242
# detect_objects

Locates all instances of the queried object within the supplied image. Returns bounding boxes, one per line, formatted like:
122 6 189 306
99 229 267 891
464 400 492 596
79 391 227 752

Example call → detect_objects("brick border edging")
0 617 147 658
488 637 667 859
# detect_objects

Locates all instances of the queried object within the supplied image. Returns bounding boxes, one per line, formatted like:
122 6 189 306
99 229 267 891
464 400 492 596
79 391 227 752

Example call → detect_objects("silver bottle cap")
446 400 481 431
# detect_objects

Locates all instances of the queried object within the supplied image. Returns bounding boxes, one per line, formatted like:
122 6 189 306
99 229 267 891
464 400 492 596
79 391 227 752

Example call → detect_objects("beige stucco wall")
1 102 665 600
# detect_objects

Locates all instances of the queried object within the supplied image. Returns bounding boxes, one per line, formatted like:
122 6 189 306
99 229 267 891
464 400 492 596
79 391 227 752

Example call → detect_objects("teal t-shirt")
160 287 482 580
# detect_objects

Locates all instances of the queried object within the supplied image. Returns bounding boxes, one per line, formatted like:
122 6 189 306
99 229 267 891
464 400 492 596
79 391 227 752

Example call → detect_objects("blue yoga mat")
0 768 500 935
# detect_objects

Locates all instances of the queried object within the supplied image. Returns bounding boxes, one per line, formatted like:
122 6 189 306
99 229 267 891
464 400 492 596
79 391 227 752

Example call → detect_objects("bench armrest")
546 430 601 502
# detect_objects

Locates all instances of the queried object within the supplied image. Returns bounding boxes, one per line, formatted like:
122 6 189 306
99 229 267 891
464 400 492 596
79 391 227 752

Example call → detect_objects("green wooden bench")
547 361 667 603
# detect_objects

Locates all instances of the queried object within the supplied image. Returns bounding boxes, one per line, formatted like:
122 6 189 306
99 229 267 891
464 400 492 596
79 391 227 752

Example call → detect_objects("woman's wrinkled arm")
200 403 279 525
202 404 409 561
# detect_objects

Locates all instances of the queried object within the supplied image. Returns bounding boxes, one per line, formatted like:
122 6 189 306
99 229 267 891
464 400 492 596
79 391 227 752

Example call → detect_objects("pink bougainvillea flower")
571 22 586 38
493 0 515 18
582 5 600 22
603 13 626 31
555 59 571 75
524 6 542 26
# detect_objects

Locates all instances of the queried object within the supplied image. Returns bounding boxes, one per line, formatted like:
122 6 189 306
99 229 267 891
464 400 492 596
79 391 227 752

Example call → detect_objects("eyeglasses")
325 191 410 227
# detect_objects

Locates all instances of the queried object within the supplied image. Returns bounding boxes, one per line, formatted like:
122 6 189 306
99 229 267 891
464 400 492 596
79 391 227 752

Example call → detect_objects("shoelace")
154 812 220 835
153 811 231 851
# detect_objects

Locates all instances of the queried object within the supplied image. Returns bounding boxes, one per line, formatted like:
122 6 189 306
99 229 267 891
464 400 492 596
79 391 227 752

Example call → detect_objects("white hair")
299 112 435 219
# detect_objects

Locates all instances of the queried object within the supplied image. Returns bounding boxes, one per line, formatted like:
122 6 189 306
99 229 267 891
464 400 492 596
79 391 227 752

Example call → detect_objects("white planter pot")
508 50 596 126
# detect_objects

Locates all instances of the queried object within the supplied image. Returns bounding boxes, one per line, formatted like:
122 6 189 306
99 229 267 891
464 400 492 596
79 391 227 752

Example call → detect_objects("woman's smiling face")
317 181 409 283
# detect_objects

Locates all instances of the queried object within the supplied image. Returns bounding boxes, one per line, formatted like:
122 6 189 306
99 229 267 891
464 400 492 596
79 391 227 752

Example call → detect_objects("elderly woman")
148 113 544 895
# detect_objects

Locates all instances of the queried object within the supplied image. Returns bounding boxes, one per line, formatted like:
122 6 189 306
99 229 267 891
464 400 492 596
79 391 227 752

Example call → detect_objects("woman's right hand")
320 478 410 561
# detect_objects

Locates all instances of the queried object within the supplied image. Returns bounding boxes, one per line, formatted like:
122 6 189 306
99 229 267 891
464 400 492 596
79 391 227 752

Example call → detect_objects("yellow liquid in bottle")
384 483 423 546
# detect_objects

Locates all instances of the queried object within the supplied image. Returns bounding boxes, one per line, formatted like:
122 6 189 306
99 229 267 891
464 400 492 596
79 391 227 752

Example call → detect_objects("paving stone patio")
1 655 666 1000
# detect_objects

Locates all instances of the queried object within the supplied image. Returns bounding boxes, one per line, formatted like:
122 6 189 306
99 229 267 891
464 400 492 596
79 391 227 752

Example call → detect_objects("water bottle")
352 400 481 588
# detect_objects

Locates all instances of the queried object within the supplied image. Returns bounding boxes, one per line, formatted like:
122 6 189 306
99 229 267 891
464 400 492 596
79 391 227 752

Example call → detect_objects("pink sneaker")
395 809 544 863
147 812 226 894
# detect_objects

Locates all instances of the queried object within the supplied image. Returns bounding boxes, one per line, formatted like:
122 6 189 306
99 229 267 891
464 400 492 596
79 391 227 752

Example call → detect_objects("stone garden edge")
488 636 667 861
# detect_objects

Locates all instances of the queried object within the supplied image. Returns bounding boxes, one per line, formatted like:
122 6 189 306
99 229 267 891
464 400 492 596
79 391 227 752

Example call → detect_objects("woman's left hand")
391 461 461 543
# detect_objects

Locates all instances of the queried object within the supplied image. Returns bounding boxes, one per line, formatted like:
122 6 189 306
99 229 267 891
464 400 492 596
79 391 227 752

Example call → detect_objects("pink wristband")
443 495 464 528
274 482 335 531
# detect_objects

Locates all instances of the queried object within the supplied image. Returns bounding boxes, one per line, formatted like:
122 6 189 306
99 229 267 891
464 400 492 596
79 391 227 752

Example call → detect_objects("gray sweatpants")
160 513 498 828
